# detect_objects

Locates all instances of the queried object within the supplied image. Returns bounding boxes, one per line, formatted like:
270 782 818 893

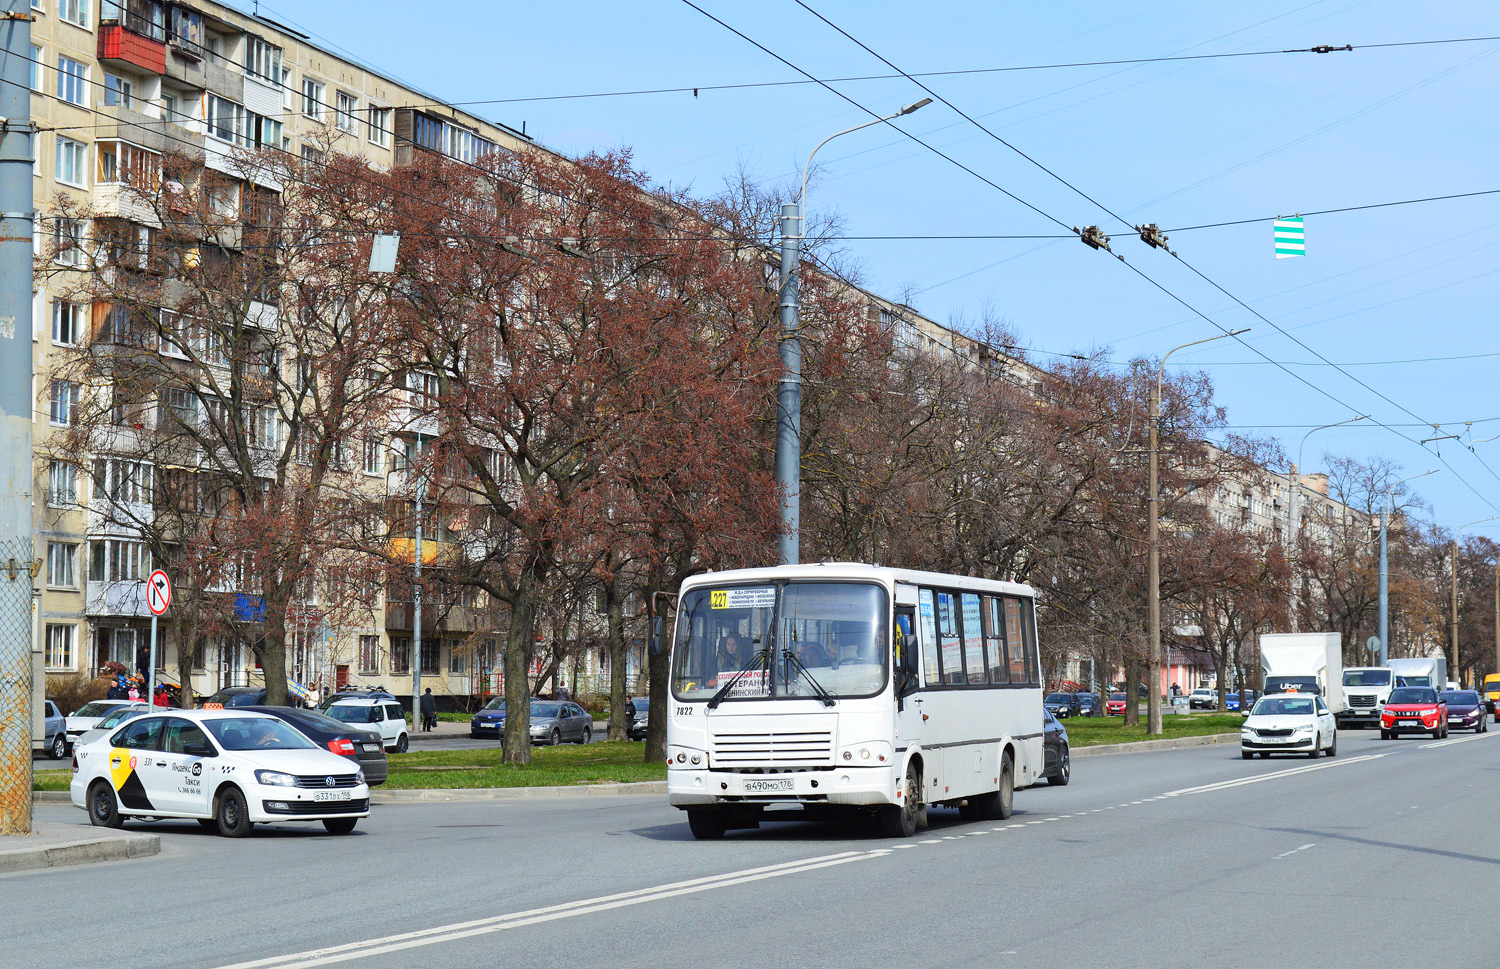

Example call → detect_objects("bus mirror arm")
647 617 664 657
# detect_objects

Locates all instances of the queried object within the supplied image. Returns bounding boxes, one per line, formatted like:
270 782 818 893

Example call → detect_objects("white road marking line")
920 839 940 844
1274 842 1317 860
211 851 875 969
1161 754 1384 798
1421 730 1499 748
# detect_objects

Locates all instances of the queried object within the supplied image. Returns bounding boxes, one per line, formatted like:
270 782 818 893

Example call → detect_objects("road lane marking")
1273 843 1317 860
1161 754 1385 798
1421 730 1500 748
211 850 882 969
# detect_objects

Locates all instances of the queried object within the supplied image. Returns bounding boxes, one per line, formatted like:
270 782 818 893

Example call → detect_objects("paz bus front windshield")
670 582 888 701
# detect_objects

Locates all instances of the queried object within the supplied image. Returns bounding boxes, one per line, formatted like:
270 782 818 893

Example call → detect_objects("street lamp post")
777 98 931 565
1288 415 1368 631
1378 470 1435 665
1451 516 1499 677
1147 328 1248 735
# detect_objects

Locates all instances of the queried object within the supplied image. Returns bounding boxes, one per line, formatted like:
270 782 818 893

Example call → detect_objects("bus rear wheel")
973 753 1014 820
879 761 922 838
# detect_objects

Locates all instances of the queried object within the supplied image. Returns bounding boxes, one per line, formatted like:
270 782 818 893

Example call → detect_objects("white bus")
664 563 1044 839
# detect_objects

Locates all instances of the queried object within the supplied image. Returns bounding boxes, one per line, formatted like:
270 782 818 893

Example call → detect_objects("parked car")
39 700 66 759
1240 693 1337 759
529 701 593 745
70 703 151 750
470 697 506 738
1381 687 1448 739
1187 688 1217 710
1225 690 1258 713
628 696 649 740
319 686 396 713
203 687 312 710
1043 692 1082 719
64 699 134 752
1042 709 1070 785
71 710 370 836
243 706 389 785
1439 690 1487 734
1105 692 1127 716
1075 693 1102 717
325 698 410 753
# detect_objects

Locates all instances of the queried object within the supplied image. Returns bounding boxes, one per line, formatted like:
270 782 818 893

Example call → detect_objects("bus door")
893 589 923 753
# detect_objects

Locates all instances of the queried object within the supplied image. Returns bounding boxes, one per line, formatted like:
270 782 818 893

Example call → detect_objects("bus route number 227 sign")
146 570 172 616
710 587 776 610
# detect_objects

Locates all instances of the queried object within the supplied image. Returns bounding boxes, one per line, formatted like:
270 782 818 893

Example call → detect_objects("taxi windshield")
1251 697 1315 717
205 717 317 750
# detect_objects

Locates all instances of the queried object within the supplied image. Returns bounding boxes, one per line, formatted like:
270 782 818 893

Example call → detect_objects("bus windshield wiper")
707 649 767 711
782 649 836 707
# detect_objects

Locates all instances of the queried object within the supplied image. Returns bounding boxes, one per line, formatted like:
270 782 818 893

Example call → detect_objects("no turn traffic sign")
147 569 172 615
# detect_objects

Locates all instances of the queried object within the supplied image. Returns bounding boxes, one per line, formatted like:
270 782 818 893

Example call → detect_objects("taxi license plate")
362 743 381 753
743 778 794 793
314 791 352 802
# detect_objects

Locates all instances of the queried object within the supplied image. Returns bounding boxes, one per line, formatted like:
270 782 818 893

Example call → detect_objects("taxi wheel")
1326 733 1337 757
215 787 253 838
322 817 358 835
50 734 66 760
394 734 408 754
88 781 123 829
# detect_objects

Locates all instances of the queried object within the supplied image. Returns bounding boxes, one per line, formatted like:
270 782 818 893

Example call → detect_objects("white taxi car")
1240 694 1337 760
71 709 371 837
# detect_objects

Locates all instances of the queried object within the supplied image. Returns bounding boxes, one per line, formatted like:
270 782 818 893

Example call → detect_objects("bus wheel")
686 810 727 840
975 754 1015 820
879 762 922 838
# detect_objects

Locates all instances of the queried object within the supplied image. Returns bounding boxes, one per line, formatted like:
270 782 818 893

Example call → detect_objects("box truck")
1339 667 1395 728
1387 655 1448 691
1259 633 1344 714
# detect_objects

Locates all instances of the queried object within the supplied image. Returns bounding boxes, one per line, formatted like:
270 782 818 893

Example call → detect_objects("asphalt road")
10 727 1499 969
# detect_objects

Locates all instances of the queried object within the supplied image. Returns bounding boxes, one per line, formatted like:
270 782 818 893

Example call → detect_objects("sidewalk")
0 822 160 874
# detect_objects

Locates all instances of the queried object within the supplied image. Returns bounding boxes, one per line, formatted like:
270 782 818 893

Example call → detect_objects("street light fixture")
1377 469 1436 665
1287 414 1369 629
1146 327 1249 735
776 98 932 566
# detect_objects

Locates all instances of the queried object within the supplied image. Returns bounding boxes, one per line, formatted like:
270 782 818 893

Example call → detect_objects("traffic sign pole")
148 612 158 710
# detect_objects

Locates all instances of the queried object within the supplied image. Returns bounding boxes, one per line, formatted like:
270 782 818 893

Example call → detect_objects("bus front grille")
711 731 834 766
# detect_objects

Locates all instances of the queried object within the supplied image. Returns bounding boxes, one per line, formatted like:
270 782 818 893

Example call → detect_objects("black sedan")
1044 692 1082 718
628 697 649 740
1042 709 1071 786
242 705 389 785
1440 690 1489 734
1075 692 1102 717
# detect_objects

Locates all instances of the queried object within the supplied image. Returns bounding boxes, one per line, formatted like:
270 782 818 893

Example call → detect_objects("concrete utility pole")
0 1 33 836
777 98 930 566
1148 329 1246 735
411 471 424 739
0 0 31 840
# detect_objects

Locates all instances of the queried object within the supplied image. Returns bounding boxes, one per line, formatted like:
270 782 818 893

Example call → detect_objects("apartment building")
30 0 542 701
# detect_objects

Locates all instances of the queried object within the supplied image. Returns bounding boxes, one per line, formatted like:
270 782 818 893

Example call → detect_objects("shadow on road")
1268 825 1500 866
631 805 1031 843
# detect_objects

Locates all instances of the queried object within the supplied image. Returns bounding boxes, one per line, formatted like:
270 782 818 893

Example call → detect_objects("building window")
56 56 86 105
58 0 88 28
47 460 78 505
29 45 42 92
358 634 380 674
206 94 248 146
52 216 82 264
54 136 86 187
280 66 293 110
44 624 75 671
367 107 389 147
51 299 83 345
420 640 438 675
103 72 132 109
165 5 201 54
97 141 160 187
46 542 77 588
448 640 465 675
92 457 153 504
301 78 323 119
390 636 410 675
49 380 79 425
335 92 357 133
244 35 282 83
162 386 197 428
362 436 383 475
251 406 279 449
88 538 148 582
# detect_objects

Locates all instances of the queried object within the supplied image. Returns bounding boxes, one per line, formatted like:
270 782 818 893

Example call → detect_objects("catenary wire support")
1136 223 1175 256
1077 226 1112 251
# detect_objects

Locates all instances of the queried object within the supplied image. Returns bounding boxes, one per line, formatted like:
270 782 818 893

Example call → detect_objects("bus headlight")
667 745 706 768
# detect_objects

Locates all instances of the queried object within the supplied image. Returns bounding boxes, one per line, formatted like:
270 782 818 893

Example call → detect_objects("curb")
33 791 70 804
1073 733 1239 757
372 780 665 803
0 831 160 874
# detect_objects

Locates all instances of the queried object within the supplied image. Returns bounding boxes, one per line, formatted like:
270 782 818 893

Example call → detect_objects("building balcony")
385 602 475 634
99 23 167 75
86 579 151 618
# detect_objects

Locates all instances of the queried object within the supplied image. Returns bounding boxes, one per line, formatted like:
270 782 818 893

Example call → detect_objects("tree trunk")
258 626 289 707
605 577 628 741
1123 653 1141 727
645 627 669 763
501 593 535 764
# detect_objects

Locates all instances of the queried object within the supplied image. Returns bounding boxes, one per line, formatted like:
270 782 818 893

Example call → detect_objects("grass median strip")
384 741 666 790
1060 714 1243 748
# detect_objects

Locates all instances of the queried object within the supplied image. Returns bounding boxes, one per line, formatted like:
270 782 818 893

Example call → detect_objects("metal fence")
0 538 36 834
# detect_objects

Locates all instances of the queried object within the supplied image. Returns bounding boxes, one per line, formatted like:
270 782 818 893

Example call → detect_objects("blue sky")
262 0 1500 531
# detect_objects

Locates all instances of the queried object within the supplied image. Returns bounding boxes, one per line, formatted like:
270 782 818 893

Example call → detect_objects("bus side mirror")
647 617 664 657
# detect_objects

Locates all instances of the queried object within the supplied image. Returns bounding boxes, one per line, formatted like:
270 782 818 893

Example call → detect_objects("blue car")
39 699 66 759
470 698 506 737
1224 690 1258 712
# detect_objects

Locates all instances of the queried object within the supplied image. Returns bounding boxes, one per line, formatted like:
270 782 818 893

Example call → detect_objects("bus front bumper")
668 765 897 808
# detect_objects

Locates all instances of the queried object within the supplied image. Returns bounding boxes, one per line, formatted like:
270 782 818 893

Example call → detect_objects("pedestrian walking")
624 694 637 719
420 687 437 732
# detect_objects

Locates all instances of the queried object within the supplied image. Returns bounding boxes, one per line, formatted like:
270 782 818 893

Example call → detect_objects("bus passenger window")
983 595 1009 684
1005 597 1027 683
937 591 964 685
1019 598 1040 686
918 589 941 686
961 592 985 684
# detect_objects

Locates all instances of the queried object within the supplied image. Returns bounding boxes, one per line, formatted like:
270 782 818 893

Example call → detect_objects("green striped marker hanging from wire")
1274 216 1305 258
